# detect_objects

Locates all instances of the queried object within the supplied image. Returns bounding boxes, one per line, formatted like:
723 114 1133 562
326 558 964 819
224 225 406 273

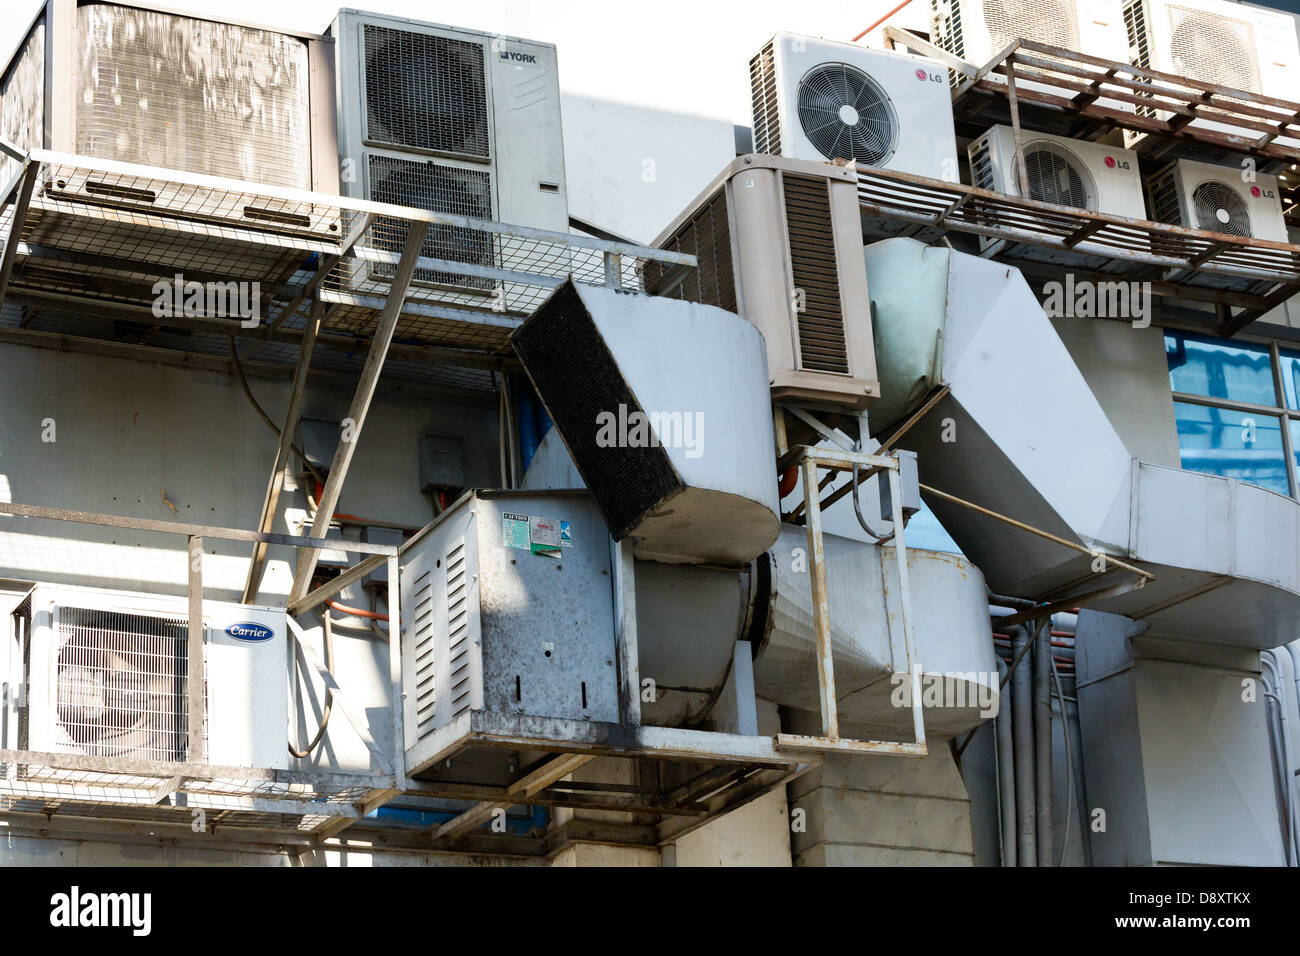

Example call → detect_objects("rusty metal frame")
771 444 928 757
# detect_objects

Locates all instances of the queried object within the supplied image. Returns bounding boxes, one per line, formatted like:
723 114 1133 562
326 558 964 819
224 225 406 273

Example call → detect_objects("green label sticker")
503 512 531 551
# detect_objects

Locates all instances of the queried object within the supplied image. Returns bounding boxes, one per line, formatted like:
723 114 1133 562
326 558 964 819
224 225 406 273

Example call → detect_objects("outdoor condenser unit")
647 155 879 410
749 34 959 182
397 491 619 762
1146 158 1289 243
0 2 337 238
930 0 1131 67
5 584 288 770
331 9 570 292
1123 0 1300 99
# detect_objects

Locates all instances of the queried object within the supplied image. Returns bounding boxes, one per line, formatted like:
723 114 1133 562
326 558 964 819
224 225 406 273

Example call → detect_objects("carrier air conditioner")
1122 0 1300 148
3 2 340 239
931 0 1131 68
5 584 288 770
647 155 879 410
1146 158 1288 243
749 34 959 182
331 10 569 295
398 492 619 776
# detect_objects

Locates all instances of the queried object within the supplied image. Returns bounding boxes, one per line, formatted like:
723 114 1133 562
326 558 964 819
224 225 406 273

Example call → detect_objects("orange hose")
326 599 389 622
853 0 915 42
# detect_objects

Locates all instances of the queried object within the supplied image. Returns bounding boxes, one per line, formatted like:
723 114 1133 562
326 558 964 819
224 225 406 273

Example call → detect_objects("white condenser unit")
749 34 959 182
969 125 1146 214
931 0 1132 66
15 3 340 240
332 10 569 293
1123 0 1300 99
1146 158 1288 243
5 585 288 770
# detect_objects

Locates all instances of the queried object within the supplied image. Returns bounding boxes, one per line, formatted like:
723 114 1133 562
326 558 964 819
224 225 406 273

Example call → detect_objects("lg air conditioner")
968 126 1147 257
1122 0 1300 148
750 34 959 182
6 584 288 770
1146 158 1288 242
6 2 341 240
331 10 569 296
931 0 1131 66
647 155 879 410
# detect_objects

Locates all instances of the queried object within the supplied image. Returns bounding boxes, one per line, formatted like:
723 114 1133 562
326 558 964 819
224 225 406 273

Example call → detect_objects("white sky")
1 0 929 124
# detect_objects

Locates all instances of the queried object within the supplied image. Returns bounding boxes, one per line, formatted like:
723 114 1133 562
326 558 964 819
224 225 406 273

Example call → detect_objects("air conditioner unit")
6 3 341 240
970 125 1146 212
331 10 569 295
931 0 1131 67
1146 158 1288 243
398 492 619 775
647 155 879 410
749 34 959 182
1122 0 1300 148
6 584 288 770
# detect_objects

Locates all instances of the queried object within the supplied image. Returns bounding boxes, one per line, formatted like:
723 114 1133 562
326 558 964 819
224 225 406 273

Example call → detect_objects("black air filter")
511 281 684 541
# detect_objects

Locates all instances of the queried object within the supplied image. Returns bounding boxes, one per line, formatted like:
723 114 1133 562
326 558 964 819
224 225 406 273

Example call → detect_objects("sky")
0 0 929 124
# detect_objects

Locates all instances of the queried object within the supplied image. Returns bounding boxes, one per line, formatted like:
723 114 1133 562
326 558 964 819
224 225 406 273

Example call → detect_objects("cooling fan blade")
796 62 898 167
1192 180 1251 238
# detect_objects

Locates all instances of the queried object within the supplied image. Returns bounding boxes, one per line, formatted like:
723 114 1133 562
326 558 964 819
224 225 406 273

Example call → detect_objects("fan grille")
53 607 190 762
1167 6 1260 94
1192 180 1252 237
363 24 490 158
983 0 1081 52
796 63 898 167
366 153 496 289
1021 142 1094 209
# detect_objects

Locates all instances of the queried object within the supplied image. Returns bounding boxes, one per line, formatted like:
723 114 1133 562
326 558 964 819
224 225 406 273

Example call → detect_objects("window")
1165 331 1300 498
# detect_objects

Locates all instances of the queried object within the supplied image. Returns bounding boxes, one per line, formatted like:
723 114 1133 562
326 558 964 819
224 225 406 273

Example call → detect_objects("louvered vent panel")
445 540 474 720
931 0 967 86
410 563 437 738
647 192 736 312
1124 0 1157 119
750 40 781 155
49 607 193 762
366 153 496 289
1166 6 1260 93
362 24 490 157
783 175 849 375
969 135 995 192
1146 165 1182 224
984 0 1080 51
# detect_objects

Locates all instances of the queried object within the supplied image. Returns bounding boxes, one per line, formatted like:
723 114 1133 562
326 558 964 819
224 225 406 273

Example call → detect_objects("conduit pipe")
1035 619 1053 866
1012 623 1037 866
996 658 1017 867
1262 652 1299 866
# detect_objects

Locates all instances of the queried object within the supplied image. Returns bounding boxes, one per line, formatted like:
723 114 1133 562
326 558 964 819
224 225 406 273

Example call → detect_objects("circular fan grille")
797 63 899 166
1019 143 1095 209
1192 181 1252 237
1169 17 1260 93
983 0 1080 51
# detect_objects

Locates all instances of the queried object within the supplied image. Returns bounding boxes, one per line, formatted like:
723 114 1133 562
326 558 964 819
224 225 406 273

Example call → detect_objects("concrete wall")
786 712 976 866
562 94 736 244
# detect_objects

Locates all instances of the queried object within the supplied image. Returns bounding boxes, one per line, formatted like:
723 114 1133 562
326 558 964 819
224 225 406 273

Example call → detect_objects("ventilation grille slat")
750 40 782 156
783 175 849 375
444 541 474 721
411 566 437 735
1124 0 1157 119
645 191 737 313
1166 5 1261 94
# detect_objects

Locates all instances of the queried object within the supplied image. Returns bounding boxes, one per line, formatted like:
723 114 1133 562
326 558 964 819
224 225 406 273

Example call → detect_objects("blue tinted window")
1172 401 1289 495
1165 331 1277 406
1280 349 1300 411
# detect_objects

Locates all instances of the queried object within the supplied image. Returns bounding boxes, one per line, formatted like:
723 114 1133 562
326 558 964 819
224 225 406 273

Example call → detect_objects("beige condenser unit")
646 155 879 410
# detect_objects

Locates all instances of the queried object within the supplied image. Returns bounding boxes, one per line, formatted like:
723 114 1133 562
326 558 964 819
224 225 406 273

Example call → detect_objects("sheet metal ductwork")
512 281 780 566
865 237 1300 649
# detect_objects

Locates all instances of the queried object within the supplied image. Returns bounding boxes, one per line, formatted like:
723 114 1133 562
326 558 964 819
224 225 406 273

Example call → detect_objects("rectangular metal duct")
648 155 879 410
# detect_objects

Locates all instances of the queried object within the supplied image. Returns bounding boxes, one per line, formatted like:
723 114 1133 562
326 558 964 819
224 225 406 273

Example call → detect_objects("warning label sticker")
503 512 531 551
503 512 567 557
529 516 562 557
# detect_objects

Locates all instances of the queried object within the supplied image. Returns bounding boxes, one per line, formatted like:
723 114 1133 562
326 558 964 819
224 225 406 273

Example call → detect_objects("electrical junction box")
418 434 465 492
398 491 619 760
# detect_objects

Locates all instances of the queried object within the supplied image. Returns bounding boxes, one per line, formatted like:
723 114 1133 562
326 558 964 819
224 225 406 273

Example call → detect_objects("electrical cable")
289 609 335 758
228 336 326 486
